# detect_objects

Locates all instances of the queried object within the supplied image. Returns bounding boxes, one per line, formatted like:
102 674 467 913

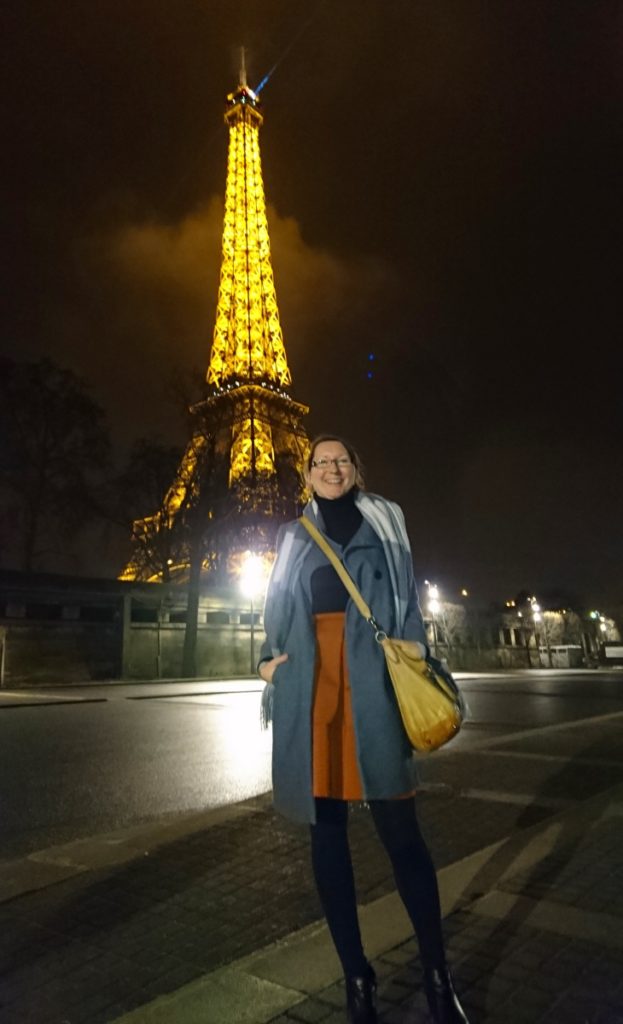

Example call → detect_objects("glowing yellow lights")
208 95 291 391
162 433 208 517
204 84 305 486
120 81 309 583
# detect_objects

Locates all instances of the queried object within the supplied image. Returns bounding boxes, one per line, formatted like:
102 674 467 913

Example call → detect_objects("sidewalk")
0 678 264 708
1 710 622 1023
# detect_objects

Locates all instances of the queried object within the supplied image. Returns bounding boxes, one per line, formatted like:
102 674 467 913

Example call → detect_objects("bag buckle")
368 616 387 644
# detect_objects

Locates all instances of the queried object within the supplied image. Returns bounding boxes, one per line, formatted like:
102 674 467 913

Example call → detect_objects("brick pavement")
0 711 622 1024
267 923 623 1024
266 809 623 1024
0 790 552 1024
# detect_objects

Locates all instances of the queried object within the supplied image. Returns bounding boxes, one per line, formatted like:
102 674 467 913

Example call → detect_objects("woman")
259 435 470 1024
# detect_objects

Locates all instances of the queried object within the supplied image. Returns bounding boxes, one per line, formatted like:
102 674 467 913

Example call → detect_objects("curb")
0 794 272 905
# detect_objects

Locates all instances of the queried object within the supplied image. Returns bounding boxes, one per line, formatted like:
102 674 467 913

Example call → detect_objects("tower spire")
207 78 291 391
121 78 309 583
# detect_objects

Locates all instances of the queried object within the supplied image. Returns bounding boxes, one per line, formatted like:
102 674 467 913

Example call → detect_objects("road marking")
436 709 623 756
472 890 623 949
127 687 263 701
473 748 623 769
459 788 576 809
418 782 578 810
0 694 106 708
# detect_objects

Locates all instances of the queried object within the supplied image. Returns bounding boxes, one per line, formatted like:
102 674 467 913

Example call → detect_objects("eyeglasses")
311 456 352 469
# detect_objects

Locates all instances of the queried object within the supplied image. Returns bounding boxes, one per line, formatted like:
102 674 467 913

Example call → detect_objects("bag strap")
299 516 387 640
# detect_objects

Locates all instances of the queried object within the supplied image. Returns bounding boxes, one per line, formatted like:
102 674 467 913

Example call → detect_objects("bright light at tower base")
240 552 268 598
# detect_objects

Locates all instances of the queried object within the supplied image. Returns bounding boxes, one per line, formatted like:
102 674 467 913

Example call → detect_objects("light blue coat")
259 500 428 824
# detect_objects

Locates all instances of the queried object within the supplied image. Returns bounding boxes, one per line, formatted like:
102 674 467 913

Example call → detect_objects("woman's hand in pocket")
259 653 289 684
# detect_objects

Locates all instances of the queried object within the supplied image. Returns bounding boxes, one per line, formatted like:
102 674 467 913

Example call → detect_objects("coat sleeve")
393 502 429 656
402 573 429 657
257 523 294 726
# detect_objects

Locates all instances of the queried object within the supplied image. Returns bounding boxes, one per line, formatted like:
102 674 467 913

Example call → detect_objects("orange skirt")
312 612 363 800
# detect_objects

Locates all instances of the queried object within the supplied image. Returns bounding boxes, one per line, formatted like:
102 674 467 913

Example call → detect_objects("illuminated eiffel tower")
122 65 309 583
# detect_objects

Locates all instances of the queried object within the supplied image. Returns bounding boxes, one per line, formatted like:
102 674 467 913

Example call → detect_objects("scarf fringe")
260 682 275 729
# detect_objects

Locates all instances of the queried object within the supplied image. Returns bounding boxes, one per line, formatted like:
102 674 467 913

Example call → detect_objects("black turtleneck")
311 489 363 613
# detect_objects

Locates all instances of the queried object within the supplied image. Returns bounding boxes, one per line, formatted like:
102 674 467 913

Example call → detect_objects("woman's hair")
306 434 366 489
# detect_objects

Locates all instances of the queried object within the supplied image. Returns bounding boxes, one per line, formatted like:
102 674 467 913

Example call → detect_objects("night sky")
3 1 622 606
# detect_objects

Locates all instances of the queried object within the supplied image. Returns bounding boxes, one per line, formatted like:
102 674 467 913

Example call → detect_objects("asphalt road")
0 670 621 861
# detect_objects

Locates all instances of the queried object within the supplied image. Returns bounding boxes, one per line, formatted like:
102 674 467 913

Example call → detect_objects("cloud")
71 198 390 446
109 200 223 312
101 197 389 354
269 210 390 339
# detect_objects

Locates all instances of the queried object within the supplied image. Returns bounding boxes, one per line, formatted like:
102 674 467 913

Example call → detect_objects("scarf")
261 491 415 726
267 491 413 631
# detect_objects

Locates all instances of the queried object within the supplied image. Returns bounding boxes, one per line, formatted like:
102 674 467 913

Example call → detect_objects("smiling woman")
257 434 470 1024
306 435 361 499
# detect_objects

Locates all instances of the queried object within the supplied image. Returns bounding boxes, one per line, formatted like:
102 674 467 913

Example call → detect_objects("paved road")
0 681 271 858
0 670 620 860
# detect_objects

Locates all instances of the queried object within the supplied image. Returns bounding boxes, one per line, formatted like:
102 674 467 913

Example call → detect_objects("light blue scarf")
260 492 416 726
267 492 413 631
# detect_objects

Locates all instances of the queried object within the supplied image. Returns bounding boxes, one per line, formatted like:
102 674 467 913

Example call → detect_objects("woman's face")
307 440 357 500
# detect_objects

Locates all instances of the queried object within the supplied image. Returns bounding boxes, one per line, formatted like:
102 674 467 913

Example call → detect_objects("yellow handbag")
300 517 463 753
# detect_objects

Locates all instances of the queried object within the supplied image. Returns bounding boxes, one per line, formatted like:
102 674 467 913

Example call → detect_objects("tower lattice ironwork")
121 72 309 583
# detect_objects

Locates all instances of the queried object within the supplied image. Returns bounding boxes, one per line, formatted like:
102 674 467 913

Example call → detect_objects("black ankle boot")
424 964 470 1023
345 964 378 1023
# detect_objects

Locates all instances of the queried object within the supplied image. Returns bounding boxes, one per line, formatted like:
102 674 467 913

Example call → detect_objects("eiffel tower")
121 65 309 583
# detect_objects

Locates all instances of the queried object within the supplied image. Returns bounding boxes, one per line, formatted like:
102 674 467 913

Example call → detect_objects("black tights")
309 797 445 977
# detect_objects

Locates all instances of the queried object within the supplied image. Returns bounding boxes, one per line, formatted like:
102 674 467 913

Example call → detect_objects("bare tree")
0 357 110 571
109 437 185 583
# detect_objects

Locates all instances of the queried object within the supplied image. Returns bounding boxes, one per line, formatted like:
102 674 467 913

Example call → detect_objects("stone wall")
123 622 264 680
0 570 266 685
3 622 121 684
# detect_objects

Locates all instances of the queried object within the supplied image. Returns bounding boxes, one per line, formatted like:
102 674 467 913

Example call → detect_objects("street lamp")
240 552 268 675
531 598 541 667
517 610 532 668
531 597 552 667
590 610 608 662
426 581 441 657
